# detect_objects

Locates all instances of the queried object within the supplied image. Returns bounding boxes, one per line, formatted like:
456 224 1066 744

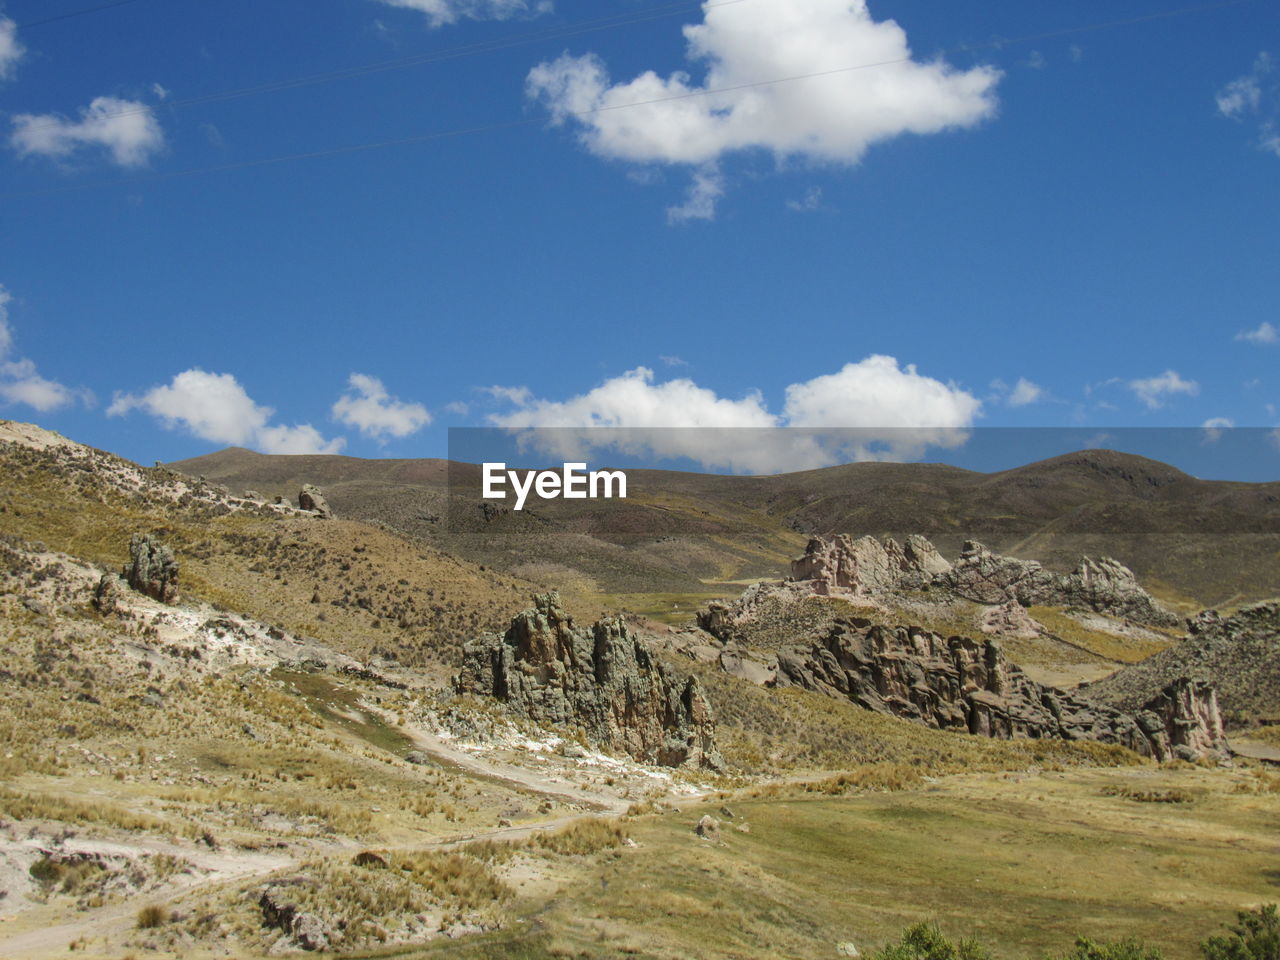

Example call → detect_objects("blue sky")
0 0 1277 476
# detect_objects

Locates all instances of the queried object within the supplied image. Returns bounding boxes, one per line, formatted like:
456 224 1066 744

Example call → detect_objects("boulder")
457 593 723 770
92 572 130 615
695 815 720 841
123 533 178 604
298 484 333 519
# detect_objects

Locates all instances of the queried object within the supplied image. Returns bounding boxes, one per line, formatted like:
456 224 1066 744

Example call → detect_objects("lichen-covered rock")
771 617 1226 761
457 593 723 770
298 484 333 519
123 533 178 604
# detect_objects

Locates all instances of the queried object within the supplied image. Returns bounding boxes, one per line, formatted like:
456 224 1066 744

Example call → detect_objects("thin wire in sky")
0 0 1266 202
15 0 152 30
13 0 750 134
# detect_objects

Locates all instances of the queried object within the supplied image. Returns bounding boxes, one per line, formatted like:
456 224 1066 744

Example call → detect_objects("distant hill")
169 446 1280 610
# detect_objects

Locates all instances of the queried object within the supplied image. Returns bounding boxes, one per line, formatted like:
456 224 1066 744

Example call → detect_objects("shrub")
1201 904 1280 960
1056 937 1165 960
136 904 167 929
869 921 991 960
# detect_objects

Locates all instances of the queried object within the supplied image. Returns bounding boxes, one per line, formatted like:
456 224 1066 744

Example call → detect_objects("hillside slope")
172 446 1280 608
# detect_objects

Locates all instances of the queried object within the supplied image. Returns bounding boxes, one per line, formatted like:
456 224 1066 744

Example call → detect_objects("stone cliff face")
772 617 1225 761
457 594 722 770
787 534 1178 627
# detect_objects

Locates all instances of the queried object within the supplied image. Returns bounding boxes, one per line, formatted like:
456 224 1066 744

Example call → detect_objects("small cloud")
0 285 90 412
373 0 552 29
1068 44 1084 63
1217 52 1270 119
1021 50 1046 70
1202 416 1234 443
786 186 824 213
331 373 431 440
11 96 165 168
110 368 344 454
667 166 724 225
1236 321 1278 345
1129 370 1199 410
0 16 24 80
1007 377 1044 407
443 400 469 416
659 355 688 368
483 384 532 407
200 122 226 149
152 82 170 100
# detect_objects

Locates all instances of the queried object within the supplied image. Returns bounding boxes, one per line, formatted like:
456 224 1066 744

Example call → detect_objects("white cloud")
151 82 170 100
0 17 23 80
332 372 431 439
374 0 551 29
786 186 824 212
109 369 344 454
1007 377 1043 407
666 165 724 223
527 0 1000 217
11 96 164 168
1217 53 1270 119
659 354 688 368
1236 321 1278 345
487 355 981 473
1129 370 1200 410
0 285 88 413
1202 417 1233 443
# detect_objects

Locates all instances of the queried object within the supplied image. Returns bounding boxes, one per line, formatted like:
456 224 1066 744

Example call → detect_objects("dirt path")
0 844 293 960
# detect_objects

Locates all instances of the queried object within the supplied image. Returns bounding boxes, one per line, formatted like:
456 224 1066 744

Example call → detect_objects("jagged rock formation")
123 533 178 604
298 484 333 519
457 593 722 770
1082 601 1280 727
787 535 1178 627
772 617 1225 761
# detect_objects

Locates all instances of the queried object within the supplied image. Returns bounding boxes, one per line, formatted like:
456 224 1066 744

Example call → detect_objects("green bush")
1055 937 1164 960
869 921 991 960
1201 905 1280 960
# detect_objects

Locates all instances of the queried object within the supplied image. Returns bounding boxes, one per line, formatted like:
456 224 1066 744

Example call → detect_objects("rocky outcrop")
1083 601 1280 727
123 533 178 604
92 572 130 615
457 594 722 770
298 484 333 519
786 535 1177 627
771 617 1226 761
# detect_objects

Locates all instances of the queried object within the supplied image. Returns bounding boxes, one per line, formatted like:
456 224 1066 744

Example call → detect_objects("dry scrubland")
0 423 1277 959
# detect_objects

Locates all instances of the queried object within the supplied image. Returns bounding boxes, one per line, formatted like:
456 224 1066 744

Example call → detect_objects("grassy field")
439 766 1279 960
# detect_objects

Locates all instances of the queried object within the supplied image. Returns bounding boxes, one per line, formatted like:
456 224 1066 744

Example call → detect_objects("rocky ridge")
457 593 723 770
700 535 1178 637
1082 602 1280 726
770 616 1225 761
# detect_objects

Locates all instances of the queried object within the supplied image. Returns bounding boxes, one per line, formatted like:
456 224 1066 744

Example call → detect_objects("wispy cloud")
0 285 91 412
0 16 23 80
1129 370 1199 410
374 0 551 29
1236 321 1278 345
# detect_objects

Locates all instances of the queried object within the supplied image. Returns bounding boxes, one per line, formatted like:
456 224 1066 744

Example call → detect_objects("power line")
1 0 1266 202
14 0 749 134
14 0 151 30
